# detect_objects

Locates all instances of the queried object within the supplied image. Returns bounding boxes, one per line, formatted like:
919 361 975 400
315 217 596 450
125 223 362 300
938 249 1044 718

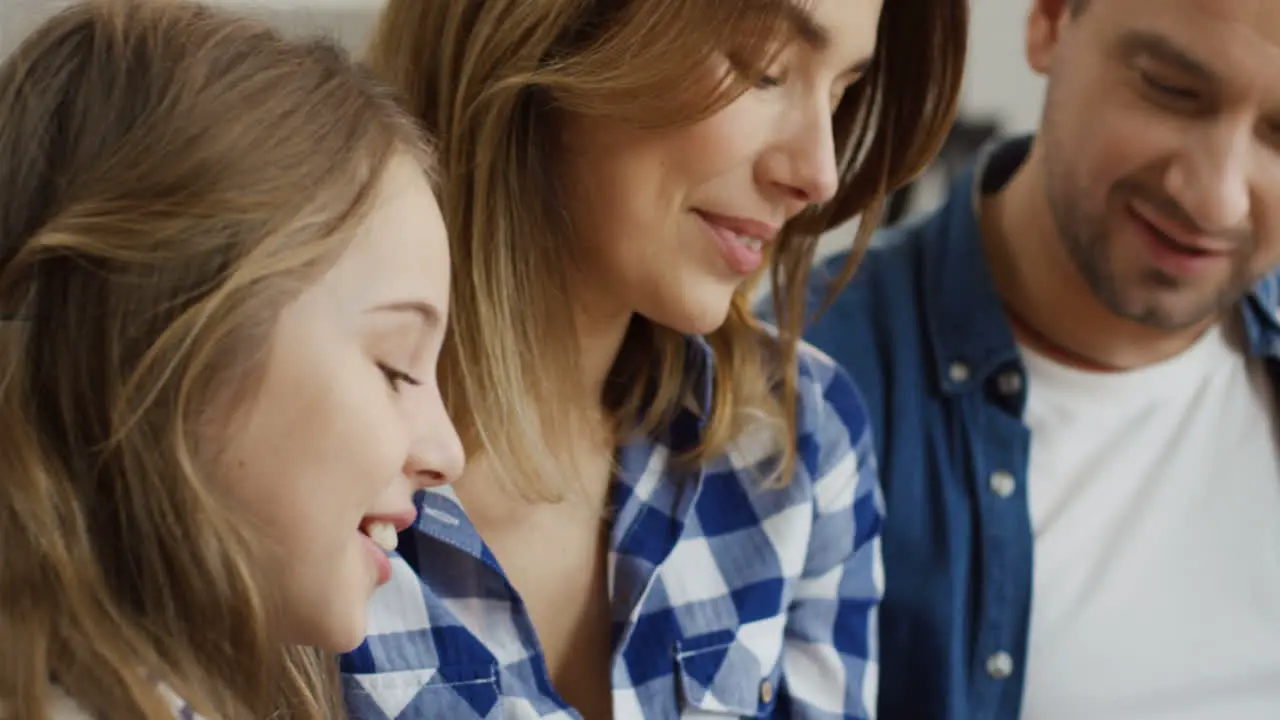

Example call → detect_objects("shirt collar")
921 136 1026 394
922 133 1280 394
1241 274 1280 357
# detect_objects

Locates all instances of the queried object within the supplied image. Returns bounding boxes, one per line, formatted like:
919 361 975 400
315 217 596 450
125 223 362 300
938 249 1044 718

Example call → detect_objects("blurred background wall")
1 0 1046 257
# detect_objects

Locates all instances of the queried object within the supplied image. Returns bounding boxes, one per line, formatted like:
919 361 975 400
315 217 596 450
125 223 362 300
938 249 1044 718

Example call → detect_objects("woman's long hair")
0 1 431 717
368 0 967 495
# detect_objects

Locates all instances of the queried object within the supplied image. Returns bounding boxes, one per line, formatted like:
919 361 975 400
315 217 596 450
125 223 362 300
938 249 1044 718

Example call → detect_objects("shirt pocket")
675 629 780 718
344 664 503 720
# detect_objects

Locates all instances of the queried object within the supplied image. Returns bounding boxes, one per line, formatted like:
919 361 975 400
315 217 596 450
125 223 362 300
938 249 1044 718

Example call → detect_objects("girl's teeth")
735 236 763 252
363 520 398 552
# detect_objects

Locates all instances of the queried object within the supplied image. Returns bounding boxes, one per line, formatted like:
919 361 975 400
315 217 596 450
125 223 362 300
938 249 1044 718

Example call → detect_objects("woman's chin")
645 294 738 336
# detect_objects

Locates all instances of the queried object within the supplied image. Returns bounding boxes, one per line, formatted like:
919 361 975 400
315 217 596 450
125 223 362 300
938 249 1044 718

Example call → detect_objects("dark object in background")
882 115 1001 226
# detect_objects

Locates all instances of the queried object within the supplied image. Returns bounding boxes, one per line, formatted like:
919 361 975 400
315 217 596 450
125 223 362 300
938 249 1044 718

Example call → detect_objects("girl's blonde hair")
0 1 432 717
368 0 966 495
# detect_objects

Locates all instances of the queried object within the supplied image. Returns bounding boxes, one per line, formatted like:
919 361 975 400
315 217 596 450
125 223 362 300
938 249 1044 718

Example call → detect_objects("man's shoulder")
807 217 936 320
800 216 942 360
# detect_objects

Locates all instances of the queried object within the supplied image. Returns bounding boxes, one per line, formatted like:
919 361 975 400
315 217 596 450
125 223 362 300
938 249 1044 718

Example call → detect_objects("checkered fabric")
341 337 884 719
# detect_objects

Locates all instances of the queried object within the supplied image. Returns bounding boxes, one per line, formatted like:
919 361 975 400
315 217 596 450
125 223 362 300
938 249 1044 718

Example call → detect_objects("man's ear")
1026 0 1075 76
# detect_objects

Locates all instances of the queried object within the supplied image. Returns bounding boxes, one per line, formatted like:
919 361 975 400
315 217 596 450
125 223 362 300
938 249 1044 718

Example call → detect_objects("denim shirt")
340 336 884 719
772 135 1280 720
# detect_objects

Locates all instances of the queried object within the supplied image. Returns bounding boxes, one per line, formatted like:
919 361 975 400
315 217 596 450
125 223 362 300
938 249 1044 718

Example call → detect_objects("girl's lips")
361 532 393 586
360 509 418 534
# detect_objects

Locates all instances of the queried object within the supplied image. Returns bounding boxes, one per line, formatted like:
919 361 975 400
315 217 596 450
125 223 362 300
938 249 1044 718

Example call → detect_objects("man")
782 1 1280 718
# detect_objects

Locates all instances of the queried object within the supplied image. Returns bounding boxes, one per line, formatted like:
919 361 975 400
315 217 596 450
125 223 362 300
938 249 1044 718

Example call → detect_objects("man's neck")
981 141 1215 371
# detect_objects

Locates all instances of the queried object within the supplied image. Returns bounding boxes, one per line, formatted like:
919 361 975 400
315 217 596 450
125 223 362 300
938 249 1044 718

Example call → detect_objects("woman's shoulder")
789 340 876 481
733 322 873 445
791 340 871 440
708 333 876 492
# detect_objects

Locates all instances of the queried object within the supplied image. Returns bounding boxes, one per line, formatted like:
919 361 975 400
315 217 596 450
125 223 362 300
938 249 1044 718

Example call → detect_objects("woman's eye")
378 363 422 392
725 50 785 90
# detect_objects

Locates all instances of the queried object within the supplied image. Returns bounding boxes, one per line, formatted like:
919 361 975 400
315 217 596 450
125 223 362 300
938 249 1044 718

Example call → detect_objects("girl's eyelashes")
755 73 784 89
378 363 422 392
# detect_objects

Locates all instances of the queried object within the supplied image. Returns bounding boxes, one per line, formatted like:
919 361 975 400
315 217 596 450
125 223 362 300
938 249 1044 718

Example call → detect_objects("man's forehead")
1094 0 1280 53
1092 0 1280 88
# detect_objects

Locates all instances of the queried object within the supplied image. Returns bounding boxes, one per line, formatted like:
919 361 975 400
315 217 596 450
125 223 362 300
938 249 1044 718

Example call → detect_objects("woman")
344 0 966 717
0 1 462 717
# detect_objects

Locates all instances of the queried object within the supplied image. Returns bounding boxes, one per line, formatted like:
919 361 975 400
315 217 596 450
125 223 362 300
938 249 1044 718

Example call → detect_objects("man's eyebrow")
1119 29 1218 84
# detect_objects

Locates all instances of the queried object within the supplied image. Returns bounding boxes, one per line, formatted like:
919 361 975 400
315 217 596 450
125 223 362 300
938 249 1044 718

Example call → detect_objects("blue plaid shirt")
339 337 884 719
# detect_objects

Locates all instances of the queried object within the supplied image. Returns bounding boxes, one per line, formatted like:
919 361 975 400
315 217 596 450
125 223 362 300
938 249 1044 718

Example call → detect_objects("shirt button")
948 361 970 383
996 370 1023 395
986 651 1015 680
759 679 774 704
989 470 1016 499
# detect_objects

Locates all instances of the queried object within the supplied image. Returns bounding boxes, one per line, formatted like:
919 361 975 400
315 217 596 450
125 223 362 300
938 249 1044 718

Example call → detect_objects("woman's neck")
458 301 627 518
569 282 634 409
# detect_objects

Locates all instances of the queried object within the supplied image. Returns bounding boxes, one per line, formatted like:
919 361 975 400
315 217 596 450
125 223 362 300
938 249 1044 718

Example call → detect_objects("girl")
344 0 966 717
0 1 462 717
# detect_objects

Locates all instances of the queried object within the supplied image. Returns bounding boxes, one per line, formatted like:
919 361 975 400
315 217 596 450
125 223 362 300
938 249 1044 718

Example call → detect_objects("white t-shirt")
1018 321 1280 719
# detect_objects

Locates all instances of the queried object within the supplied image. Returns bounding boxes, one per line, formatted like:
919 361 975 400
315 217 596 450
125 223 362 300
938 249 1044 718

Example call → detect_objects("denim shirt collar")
921 136 1025 395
